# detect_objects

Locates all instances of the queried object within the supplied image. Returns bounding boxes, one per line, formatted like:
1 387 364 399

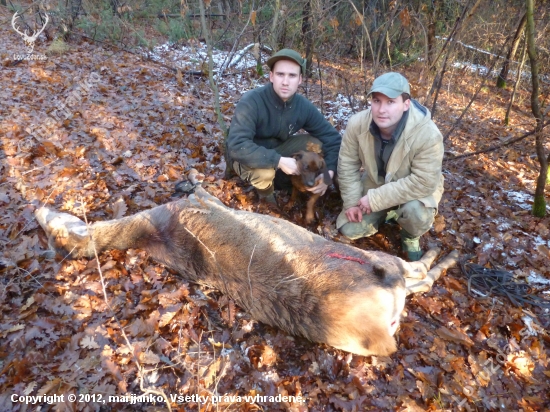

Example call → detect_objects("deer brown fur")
36 188 413 356
289 150 332 224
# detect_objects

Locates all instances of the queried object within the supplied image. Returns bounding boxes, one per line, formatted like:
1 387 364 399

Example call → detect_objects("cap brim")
367 87 403 99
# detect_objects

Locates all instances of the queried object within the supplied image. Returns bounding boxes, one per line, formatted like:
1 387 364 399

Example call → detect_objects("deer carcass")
35 187 457 356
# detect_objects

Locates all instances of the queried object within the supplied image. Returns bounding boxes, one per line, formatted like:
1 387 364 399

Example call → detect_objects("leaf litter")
1 18 549 412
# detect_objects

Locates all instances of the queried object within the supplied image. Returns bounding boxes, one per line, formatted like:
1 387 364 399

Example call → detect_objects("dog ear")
292 151 304 161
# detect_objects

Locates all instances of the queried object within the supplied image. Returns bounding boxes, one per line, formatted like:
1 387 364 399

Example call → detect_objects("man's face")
269 60 302 101
370 92 410 136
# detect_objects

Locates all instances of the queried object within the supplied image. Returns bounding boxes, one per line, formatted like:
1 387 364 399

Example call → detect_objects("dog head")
292 150 332 188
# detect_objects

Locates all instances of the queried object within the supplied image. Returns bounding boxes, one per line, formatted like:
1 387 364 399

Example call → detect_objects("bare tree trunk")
198 0 229 170
426 1 437 67
348 0 375 75
525 0 547 217
270 0 281 52
444 35 512 140
374 3 400 70
428 0 475 71
497 12 527 89
504 38 527 125
428 0 474 117
59 0 82 39
429 43 455 120
302 0 314 78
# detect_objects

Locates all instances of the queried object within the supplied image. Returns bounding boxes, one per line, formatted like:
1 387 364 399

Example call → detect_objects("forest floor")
1 8 549 412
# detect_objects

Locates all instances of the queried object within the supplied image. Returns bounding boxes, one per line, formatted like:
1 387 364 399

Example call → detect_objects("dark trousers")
233 135 322 196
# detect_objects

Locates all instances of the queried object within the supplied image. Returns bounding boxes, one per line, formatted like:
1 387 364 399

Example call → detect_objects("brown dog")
289 150 332 224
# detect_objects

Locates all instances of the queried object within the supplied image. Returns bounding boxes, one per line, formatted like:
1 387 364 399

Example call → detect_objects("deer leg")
406 250 460 295
404 248 441 280
35 201 182 259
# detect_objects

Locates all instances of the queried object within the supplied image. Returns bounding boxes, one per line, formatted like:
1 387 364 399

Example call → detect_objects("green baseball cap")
267 49 306 76
368 72 410 98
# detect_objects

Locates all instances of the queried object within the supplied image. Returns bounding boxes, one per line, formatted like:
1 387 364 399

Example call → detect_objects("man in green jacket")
227 49 341 204
337 72 444 261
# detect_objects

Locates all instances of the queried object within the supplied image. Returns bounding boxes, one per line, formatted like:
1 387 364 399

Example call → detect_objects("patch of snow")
521 316 538 337
527 271 550 285
533 235 550 247
325 94 353 124
145 41 268 74
452 61 496 77
496 218 511 231
505 190 532 210
482 240 495 252
259 370 280 382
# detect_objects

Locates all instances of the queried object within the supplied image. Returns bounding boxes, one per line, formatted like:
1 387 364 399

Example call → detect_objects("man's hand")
306 170 335 195
345 206 363 222
278 157 299 175
357 194 372 215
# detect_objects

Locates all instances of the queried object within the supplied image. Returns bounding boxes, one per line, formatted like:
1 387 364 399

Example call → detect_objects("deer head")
12 11 49 54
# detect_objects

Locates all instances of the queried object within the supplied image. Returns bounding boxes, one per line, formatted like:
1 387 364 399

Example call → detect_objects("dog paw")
304 212 315 225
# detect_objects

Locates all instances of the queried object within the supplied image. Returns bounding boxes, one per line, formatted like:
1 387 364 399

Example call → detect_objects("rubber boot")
401 229 423 261
257 186 277 206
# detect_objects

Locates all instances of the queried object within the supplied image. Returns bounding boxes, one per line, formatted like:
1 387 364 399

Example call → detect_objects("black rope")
460 260 550 309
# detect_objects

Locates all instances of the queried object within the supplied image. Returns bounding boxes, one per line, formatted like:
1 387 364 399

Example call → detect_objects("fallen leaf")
436 326 474 348
80 335 100 349
111 197 128 219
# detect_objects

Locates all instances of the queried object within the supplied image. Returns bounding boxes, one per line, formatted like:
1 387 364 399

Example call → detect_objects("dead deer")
35 187 458 356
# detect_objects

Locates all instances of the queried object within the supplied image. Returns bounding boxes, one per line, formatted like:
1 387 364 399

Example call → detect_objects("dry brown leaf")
158 304 182 328
260 345 277 367
508 352 535 377
80 335 100 349
20 296 35 312
202 357 222 387
436 326 474 348
111 197 127 219
139 351 160 364
433 214 445 233
414 295 444 315
37 378 62 396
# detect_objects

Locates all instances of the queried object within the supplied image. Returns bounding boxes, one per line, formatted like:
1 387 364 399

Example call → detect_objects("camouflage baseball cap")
267 49 306 76
368 72 411 99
